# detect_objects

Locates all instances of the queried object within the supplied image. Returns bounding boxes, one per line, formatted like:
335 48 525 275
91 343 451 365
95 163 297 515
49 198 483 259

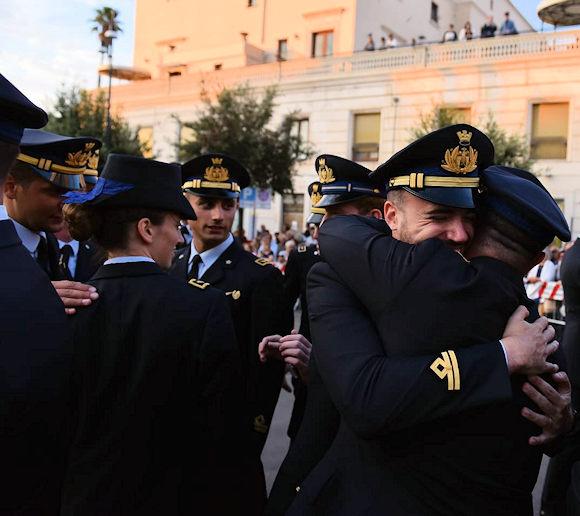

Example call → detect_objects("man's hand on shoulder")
521 371 574 446
51 280 99 315
501 306 558 375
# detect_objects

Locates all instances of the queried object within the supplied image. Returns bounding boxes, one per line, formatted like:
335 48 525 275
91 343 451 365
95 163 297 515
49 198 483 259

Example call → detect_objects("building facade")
106 1 580 235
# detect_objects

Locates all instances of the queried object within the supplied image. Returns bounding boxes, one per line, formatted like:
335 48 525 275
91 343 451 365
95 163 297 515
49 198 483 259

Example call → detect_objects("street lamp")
104 29 117 148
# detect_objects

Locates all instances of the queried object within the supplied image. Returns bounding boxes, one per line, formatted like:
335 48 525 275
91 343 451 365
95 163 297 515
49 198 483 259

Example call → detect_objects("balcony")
109 30 580 107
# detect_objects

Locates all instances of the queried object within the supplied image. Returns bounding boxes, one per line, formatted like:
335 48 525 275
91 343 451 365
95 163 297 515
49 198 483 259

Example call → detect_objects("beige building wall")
111 29 580 235
133 0 533 79
134 0 358 78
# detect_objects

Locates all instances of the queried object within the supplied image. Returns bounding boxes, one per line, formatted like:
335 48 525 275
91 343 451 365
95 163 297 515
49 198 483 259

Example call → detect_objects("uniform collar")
104 256 155 265
189 233 234 269
0 219 21 249
93 260 164 280
9 217 42 255
57 238 79 256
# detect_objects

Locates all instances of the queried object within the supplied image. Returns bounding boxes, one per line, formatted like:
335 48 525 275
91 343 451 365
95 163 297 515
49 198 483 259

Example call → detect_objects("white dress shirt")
188 233 234 278
57 239 80 278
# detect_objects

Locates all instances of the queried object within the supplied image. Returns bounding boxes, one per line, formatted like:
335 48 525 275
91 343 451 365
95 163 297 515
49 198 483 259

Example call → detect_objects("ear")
383 200 399 230
3 173 18 200
368 208 383 220
136 217 155 245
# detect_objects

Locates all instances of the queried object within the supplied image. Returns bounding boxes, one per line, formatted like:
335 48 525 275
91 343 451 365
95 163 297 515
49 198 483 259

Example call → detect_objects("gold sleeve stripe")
430 350 460 391
441 351 454 391
448 350 460 391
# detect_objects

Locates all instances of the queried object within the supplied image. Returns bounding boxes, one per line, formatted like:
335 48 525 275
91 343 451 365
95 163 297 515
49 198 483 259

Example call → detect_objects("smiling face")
4 169 67 233
385 189 475 252
185 193 238 252
148 212 184 269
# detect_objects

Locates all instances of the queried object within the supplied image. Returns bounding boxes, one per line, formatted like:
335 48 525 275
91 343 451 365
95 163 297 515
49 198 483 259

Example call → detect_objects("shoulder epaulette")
254 257 271 266
297 244 307 253
188 278 210 290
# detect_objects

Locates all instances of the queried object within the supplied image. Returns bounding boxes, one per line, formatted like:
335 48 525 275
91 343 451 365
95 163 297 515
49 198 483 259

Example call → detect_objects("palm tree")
91 7 122 54
90 7 122 87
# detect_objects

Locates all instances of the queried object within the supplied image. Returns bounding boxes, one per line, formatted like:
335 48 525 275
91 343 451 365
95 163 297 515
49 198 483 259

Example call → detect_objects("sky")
0 0 574 113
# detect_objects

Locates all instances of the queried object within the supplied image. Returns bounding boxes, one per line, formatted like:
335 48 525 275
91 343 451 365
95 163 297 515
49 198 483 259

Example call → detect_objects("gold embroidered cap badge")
317 158 335 184
441 130 478 175
65 142 96 168
204 157 229 182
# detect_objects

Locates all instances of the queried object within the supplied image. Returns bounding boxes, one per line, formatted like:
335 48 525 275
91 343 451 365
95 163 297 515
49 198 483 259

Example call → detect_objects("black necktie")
188 254 203 280
36 236 50 275
59 244 74 280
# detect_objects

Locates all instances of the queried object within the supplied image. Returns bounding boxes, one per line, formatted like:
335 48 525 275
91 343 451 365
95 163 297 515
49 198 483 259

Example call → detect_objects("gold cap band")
182 179 241 193
310 207 325 215
389 172 479 190
17 153 86 175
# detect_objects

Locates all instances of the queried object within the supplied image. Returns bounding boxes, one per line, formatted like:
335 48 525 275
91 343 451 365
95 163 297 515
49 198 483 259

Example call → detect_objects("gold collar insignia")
441 130 478 175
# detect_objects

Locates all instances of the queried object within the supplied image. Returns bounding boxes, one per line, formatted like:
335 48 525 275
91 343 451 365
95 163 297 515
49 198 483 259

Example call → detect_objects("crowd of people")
363 11 520 51
1 69 580 516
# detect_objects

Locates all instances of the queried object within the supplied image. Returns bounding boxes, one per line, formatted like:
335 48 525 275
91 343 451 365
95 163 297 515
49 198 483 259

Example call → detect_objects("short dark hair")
326 195 385 217
476 209 542 267
8 161 38 187
0 141 21 181
65 205 167 250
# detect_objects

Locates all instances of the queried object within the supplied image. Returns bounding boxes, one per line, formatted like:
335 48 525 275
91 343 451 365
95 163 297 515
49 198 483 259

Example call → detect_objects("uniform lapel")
199 241 240 285
46 233 63 280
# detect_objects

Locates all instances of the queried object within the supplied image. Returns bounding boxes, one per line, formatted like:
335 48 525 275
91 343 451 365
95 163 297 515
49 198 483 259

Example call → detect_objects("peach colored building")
106 1 580 235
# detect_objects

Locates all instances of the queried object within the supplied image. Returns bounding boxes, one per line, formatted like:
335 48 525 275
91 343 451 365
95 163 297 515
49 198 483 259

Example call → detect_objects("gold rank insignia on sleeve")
255 257 271 266
188 278 210 290
430 350 460 391
253 415 269 434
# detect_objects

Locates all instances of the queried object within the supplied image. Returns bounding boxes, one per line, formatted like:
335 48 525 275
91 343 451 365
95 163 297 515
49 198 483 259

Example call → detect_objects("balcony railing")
110 30 580 104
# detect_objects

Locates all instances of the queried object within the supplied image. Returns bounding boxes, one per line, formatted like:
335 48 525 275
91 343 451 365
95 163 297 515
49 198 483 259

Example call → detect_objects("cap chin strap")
389 172 479 189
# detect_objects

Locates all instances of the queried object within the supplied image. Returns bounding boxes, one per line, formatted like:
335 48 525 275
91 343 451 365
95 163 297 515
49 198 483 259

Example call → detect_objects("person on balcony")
364 33 375 51
500 11 518 36
442 24 458 43
459 21 474 41
480 16 498 38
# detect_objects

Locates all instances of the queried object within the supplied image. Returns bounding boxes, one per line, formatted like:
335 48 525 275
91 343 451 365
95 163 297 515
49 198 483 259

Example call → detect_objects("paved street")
261 376 549 514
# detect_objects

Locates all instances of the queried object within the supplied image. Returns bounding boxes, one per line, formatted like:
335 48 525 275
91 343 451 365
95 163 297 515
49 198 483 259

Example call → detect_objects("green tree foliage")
46 86 146 169
410 106 533 169
178 85 313 195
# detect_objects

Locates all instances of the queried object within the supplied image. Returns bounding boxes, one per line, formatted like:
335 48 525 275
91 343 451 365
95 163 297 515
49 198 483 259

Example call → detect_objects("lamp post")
104 29 117 149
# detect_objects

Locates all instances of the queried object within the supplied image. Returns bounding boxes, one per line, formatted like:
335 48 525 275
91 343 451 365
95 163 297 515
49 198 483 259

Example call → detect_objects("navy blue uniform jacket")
290 216 544 516
61 262 247 515
0 220 72 515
